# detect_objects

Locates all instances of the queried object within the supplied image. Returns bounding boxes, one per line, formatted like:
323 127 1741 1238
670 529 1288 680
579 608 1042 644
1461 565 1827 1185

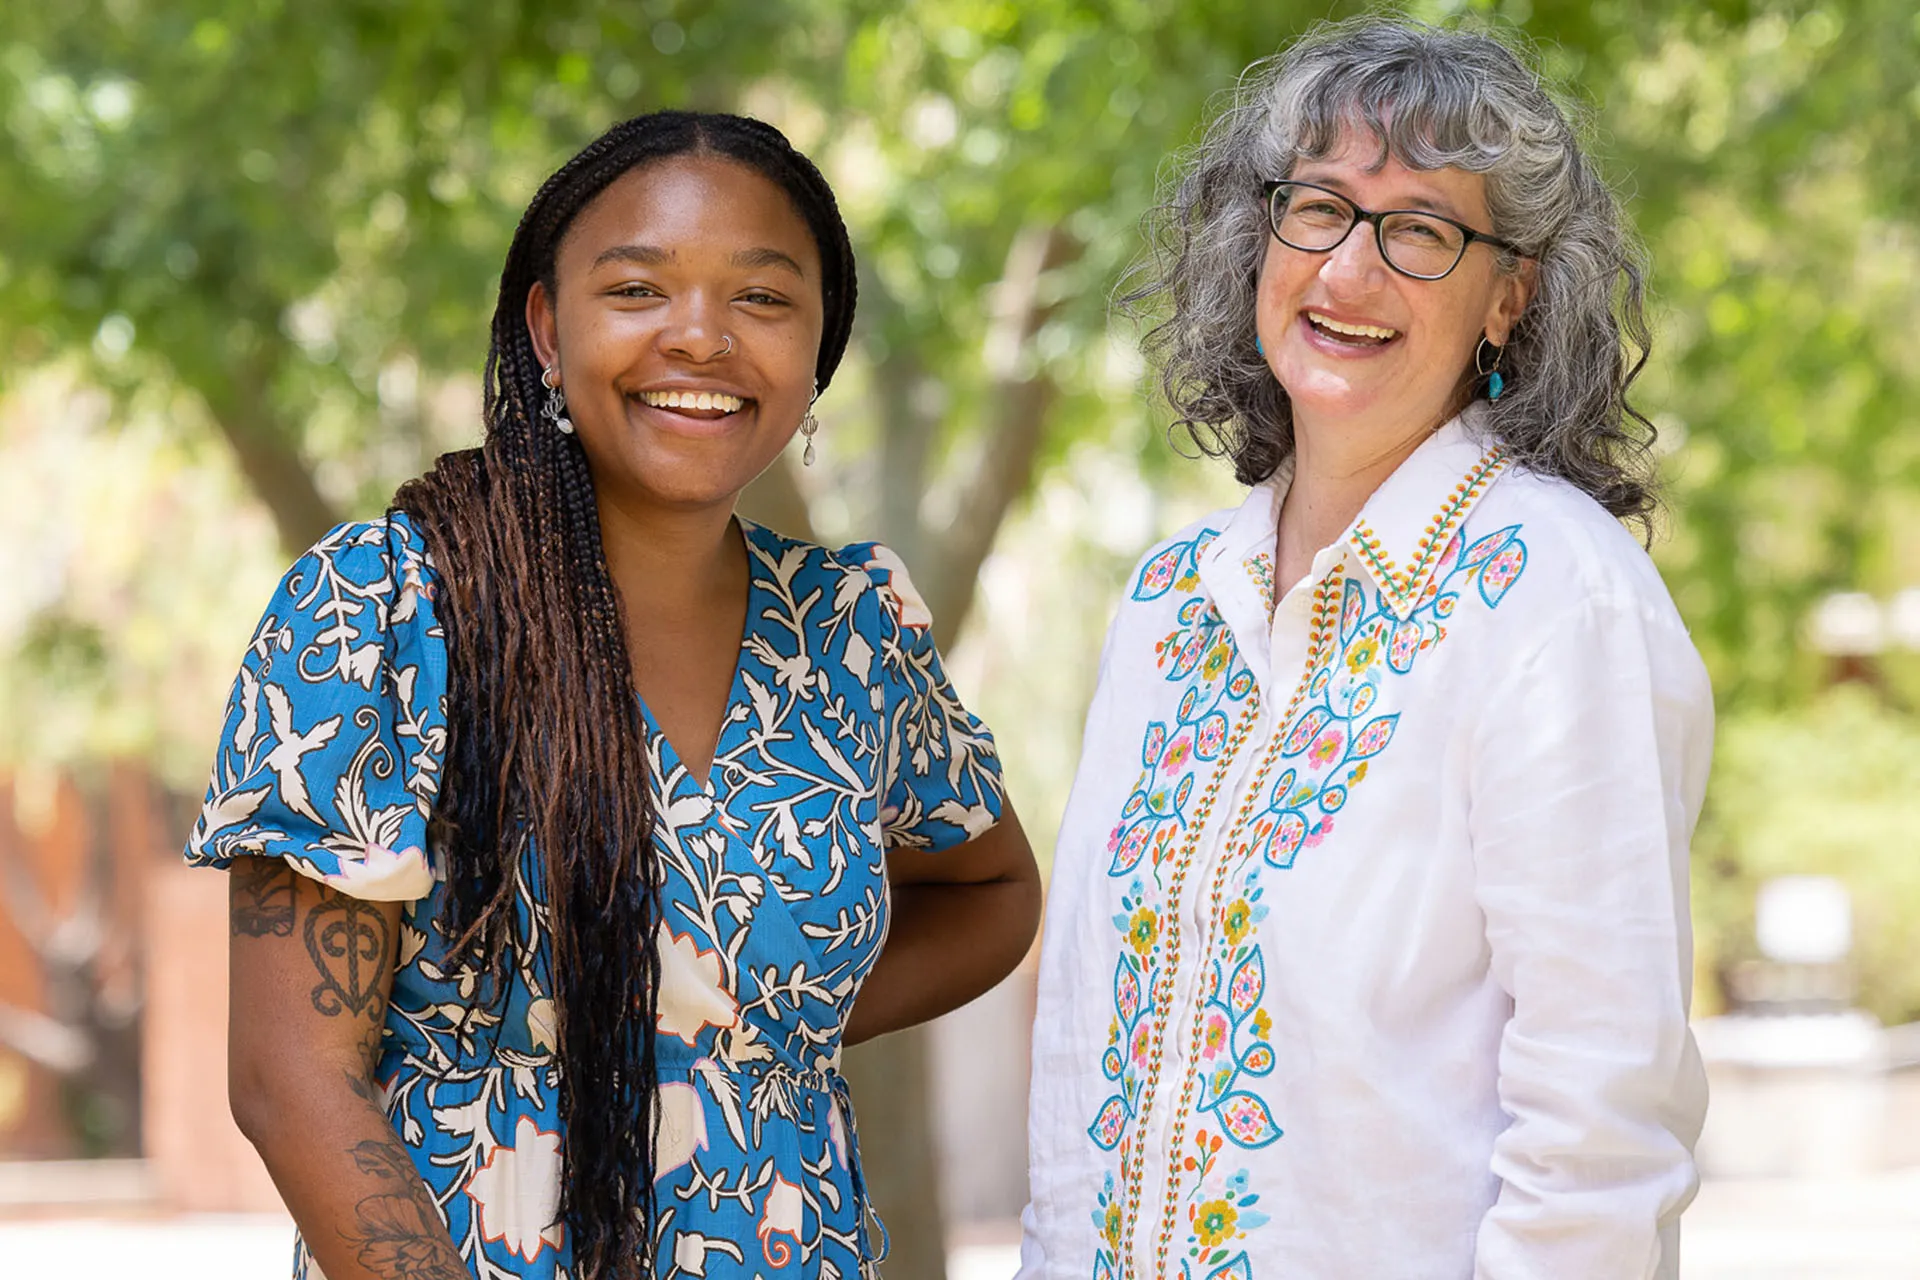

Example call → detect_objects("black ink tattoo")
342 1138 470 1280
230 857 295 937
305 890 390 1018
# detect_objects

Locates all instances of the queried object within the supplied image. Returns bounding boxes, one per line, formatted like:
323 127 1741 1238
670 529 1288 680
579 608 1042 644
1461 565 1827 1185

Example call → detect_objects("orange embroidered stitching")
1146 570 1341 1275
1114 685 1264 1279
1349 448 1509 615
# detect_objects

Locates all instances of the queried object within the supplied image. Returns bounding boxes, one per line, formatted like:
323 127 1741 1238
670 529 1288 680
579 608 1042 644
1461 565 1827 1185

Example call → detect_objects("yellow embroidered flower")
1194 1198 1238 1246
1201 643 1232 681
1102 1199 1122 1246
1127 907 1159 956
1345 634 1380 675
1223 898 1253 946
1253 1009 1273 1039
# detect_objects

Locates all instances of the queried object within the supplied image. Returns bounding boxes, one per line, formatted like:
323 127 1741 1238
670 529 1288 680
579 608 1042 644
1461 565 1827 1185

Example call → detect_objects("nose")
658 293 733 363
1318 221 1388 294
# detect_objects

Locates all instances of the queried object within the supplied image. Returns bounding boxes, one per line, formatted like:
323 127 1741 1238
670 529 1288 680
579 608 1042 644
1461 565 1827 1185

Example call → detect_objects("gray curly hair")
1125 17 1658 525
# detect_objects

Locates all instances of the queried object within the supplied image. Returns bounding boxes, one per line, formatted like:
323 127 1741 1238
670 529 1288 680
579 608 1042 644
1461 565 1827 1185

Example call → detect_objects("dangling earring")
800 381 820 467
1475 337 1506 401
540 365 574 434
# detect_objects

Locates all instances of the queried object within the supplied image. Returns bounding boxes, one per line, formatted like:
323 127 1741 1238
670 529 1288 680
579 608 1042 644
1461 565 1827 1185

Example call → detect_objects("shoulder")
280 512 439 595
1465 468 1703 696
1124 508 1237 605
745 521 935 633
1473 466 1684 630
251 513 443 681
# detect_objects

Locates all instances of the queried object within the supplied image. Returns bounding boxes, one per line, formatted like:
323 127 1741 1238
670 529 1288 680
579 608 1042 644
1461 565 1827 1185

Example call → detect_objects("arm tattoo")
341 1137 470 1280
305 888 391 1019
230 857 296 937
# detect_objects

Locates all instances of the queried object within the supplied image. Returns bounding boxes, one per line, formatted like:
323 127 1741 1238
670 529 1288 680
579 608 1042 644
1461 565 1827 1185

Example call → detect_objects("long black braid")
392 111 857 1280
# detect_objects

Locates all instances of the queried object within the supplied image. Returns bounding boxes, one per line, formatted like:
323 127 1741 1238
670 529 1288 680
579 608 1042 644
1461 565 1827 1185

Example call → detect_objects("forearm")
227 858 464 1278
244 1073 469 1280
845 874 1041 1045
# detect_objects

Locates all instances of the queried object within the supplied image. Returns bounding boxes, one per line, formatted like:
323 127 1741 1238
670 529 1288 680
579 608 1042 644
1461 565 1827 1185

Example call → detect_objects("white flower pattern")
186 515 1005 1279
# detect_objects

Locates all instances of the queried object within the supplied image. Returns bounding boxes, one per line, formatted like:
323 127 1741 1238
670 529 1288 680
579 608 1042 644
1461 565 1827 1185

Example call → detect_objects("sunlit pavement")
4 1172 1920 1279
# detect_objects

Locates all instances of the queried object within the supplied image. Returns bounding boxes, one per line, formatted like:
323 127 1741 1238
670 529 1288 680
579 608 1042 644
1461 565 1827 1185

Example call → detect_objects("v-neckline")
635 519 762 799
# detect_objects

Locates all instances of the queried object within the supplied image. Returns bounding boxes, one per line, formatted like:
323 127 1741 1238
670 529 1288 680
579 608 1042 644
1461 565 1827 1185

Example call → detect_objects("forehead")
555 153 822 277
1289 120 1492 224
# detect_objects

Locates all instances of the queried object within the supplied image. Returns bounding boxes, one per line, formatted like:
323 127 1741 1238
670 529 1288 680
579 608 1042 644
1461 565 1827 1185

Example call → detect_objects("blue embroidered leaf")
1388 618 1421 672
1461 525 1519 569
1282 706 1331 757
1109 823 1151 875
1237 1211 1271 1230
1227 949 1265 1018
1263 812 1307 869
1213 1091 1284 1148
1350 713 1399 759
1087 1095 1130 1149
1339 577 1367 641
1478 537 1528 608
1134 544 1188 600
1141 722 1167 769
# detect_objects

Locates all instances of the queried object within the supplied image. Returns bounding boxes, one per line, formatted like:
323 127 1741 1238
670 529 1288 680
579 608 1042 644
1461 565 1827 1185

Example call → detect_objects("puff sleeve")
849 543 1006 853
184 514 449 902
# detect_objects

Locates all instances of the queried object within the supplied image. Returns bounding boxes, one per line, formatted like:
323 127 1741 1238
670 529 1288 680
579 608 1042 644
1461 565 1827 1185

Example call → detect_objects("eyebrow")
731 246 807 277
591 244 674 270
1291 171 1467 221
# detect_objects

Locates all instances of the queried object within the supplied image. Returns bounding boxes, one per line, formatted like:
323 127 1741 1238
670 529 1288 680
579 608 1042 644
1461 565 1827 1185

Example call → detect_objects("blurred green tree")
4 0 1920 1264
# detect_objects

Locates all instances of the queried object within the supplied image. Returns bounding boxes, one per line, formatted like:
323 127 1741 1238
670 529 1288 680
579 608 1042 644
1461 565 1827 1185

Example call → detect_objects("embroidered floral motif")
1142 513 1531 1275
1087 475 1532 1280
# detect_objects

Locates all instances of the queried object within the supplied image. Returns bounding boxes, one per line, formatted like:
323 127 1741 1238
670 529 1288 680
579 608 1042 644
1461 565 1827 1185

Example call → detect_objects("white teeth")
640 389 745 413
1308 311 1398 341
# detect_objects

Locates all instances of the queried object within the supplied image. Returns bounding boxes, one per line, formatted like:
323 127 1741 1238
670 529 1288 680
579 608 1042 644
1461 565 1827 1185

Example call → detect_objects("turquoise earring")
1256 336 1264 356
1475 337 1506 401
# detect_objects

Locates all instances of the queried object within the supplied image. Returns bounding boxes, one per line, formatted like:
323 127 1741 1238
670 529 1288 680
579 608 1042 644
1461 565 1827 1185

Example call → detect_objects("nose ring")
719 334 735 358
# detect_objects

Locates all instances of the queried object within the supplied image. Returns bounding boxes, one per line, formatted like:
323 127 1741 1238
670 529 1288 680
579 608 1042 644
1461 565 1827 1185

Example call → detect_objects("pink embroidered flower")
1200 1011 1231 1060
1307 728 1345 768
1163 735 1193 771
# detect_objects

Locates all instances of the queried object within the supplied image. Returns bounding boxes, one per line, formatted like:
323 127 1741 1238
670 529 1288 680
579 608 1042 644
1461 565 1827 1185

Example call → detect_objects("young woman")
188 110 1040 1280
1022 20 1709 1280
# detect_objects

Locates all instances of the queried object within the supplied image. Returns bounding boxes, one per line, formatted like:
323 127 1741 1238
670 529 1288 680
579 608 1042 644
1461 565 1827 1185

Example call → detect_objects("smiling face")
1255 124 1533 454
526 154 825 515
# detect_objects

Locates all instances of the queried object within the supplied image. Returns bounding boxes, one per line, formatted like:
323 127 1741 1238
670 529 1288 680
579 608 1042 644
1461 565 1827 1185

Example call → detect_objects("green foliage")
1695 687 1920 1024
3 0 1920 1008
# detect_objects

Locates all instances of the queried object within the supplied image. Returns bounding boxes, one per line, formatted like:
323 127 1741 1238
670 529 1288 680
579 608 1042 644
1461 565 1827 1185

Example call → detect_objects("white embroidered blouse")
1019 408 1712 1280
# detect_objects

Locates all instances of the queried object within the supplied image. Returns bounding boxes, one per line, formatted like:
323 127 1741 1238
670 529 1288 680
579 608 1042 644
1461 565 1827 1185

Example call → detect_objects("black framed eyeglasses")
1261 179 1523 281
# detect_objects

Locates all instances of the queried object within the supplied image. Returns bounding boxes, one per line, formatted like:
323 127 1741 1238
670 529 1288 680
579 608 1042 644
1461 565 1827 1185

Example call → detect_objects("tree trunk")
199 351 343 556
842 1027 947 1280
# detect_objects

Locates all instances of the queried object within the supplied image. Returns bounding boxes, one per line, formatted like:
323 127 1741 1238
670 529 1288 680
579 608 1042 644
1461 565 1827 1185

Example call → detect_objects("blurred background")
1 0 1917 1276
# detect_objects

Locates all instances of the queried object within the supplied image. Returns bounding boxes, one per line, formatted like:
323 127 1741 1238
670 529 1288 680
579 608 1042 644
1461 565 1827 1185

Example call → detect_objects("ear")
525 279 561 376
1484 258 1537 346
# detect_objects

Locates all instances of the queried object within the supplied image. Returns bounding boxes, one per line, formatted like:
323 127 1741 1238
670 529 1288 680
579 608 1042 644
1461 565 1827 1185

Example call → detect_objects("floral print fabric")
187 513 1005 1279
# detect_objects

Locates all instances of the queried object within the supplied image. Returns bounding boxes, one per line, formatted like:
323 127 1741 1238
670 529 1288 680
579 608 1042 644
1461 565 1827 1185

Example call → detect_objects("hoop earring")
800 381 820 467
540 365 574 434
1475 337 1506 401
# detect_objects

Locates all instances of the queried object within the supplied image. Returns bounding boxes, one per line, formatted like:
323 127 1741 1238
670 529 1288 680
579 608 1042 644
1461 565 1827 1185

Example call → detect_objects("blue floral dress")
185 513 1006 1280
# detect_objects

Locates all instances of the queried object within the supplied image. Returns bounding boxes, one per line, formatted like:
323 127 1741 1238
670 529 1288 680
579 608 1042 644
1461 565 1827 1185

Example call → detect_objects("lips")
632 387 752 421
1304 310 1400 347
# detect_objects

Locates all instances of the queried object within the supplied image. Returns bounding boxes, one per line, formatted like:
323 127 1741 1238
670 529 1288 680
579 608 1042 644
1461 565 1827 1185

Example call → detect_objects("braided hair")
392 111 857 1280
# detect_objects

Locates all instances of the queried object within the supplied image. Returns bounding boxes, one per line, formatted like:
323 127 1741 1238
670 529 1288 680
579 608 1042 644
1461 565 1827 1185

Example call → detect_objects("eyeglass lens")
1269 183 1467 279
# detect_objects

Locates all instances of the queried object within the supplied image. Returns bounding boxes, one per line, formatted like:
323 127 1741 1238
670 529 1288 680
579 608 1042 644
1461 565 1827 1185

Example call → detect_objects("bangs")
1281 53 1515 176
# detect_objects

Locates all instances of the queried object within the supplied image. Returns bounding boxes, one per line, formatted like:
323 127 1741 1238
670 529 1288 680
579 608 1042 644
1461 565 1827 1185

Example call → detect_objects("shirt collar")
1201 403 1512 632
1343 403 1511 620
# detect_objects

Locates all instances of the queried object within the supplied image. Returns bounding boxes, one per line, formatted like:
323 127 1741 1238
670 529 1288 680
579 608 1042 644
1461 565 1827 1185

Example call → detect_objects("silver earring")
800 381 820 467
540 365 574 434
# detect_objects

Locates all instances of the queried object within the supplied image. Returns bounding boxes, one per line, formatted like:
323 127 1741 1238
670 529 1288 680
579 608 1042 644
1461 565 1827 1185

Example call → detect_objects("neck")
593 489 745 619
1274 400 1458 589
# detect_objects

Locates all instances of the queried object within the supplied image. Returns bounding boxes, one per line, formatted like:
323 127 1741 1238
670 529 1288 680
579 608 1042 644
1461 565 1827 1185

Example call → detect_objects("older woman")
1021 20 1709 1280
188 111 1038 1280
